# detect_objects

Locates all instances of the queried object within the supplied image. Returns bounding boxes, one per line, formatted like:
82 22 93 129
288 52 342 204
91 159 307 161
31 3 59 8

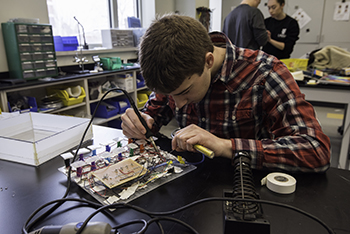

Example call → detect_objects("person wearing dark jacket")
262 0 300 59
222 0 268 50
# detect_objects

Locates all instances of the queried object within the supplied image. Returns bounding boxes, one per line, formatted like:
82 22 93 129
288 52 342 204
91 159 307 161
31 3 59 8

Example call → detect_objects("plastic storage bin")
115 74 134 91
53 36 78 51
8 96 38 113
90 101 120 118
0 112 93 166
2 22 58 80
47 86 86 106
137 92 148 108
108 97 130 114
136 73 145 88
280 59 309 72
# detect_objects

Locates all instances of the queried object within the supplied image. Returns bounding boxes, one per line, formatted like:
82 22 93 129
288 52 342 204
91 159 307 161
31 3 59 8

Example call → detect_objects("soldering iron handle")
115 88 153 139
133 107 153 139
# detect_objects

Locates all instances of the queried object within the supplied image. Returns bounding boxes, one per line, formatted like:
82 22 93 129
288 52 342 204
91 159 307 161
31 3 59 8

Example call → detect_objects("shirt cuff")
230 138 264 169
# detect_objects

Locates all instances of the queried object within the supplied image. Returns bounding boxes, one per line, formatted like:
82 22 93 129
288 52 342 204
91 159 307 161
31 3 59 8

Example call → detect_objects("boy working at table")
121 14 330 173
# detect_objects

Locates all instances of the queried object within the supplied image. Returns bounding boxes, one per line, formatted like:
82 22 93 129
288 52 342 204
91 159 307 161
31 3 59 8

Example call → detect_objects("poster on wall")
333 2 350 21
292 8 312 29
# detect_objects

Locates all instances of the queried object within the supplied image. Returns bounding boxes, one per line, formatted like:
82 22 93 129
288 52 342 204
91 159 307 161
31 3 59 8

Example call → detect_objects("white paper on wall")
333 2 350 21
292 8 312 29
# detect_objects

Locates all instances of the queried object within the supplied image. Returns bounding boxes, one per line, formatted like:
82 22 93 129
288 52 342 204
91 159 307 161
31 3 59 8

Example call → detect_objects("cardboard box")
341 67 350 76
114 74 134 92
0 112 93 166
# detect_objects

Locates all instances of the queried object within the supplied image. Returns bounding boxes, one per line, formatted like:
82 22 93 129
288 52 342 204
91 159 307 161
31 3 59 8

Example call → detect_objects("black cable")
147 217 199 234
75 203 198 234
23 192 335 234
23 198 102 234
139 197 335 234
112 219 148 234
23 88 137 234
72 196 334 234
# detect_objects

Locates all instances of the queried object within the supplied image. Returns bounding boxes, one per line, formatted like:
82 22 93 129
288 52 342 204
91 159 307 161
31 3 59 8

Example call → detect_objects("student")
121 14 330 173
262 0 300 59
222 0 268 50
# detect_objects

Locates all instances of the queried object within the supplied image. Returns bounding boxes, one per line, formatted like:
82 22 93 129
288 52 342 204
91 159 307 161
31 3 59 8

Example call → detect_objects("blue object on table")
127 17 141 28
54 36 78 51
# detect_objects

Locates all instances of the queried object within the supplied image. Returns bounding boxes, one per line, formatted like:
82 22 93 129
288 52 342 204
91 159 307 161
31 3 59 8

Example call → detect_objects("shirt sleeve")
143 92 175 133
231 61 330 173
252 10 268 47
283 19 300 57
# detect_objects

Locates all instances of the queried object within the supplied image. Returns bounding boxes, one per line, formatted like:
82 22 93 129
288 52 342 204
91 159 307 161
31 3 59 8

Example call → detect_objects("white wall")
156 0 175 15
209 0 223 32
0 0 49 72
175 0 196 18
141 0 156 28
196 0 209 8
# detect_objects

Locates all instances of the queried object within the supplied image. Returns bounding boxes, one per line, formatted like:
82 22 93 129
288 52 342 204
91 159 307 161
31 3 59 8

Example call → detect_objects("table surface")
1 125 350 234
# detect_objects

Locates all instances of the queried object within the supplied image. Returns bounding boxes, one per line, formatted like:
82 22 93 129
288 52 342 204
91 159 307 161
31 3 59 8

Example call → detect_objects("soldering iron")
171 128 215 159
112 88 213 157
124 90 160 154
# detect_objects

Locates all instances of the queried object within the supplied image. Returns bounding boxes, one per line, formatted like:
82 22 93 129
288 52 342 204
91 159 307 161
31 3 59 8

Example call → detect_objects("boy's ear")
205 52 214 69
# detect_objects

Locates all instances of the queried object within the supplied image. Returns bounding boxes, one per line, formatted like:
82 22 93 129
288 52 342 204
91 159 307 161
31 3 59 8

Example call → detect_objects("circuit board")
92 158 147 189
58 137 196 205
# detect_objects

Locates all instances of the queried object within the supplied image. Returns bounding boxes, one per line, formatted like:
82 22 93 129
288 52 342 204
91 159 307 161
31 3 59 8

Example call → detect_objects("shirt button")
202 117 206 122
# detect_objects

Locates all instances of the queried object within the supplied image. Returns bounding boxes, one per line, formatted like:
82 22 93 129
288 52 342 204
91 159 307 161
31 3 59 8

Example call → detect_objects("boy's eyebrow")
173 84 193 96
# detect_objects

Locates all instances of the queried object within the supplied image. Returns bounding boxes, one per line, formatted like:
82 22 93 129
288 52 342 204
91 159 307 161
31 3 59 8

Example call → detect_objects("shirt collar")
209 32 237 84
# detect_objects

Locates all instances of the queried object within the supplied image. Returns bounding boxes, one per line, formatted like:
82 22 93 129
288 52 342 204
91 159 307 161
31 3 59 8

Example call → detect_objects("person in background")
262 0 300 59
121 14 330 173
222 0 268 50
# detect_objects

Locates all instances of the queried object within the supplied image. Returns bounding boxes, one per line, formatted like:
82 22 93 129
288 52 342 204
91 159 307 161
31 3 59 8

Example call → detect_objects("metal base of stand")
70 70 90 74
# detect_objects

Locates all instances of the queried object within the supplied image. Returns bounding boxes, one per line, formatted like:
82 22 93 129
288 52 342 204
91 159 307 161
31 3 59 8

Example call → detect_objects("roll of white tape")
261 172 296 194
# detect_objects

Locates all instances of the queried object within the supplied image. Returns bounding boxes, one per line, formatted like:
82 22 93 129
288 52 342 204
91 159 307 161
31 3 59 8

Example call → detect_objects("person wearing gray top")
222 0 268 50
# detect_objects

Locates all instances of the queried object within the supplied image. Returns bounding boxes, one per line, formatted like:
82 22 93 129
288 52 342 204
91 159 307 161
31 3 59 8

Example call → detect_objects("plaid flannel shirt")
144 32 330 173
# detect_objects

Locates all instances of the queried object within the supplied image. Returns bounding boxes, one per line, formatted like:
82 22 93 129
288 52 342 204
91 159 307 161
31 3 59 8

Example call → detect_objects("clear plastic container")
29 34 41 43
22 62 34 70
31 44 42 52
19 44 32 52
32 52 44 60
17 34 29 42
20 53 32 61
23 70 35 79
35 69 46 77
0 112 93 166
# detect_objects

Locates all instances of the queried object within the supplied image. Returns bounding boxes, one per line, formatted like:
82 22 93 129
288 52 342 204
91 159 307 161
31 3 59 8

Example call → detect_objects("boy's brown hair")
139 14 214 94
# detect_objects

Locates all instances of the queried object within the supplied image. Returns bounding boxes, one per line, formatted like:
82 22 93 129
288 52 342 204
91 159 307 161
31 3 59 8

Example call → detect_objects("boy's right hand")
121 108 154 139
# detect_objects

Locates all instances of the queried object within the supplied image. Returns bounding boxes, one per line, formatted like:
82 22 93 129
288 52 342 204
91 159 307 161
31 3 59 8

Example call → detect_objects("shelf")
0 66 143 128
137 86 148 91
55 47 138 57
39 102 87 114
89 91 125 104
93 114 122 125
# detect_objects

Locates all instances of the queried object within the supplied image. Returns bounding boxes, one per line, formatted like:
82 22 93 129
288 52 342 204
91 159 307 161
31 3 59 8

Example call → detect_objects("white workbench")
300 85 350 169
